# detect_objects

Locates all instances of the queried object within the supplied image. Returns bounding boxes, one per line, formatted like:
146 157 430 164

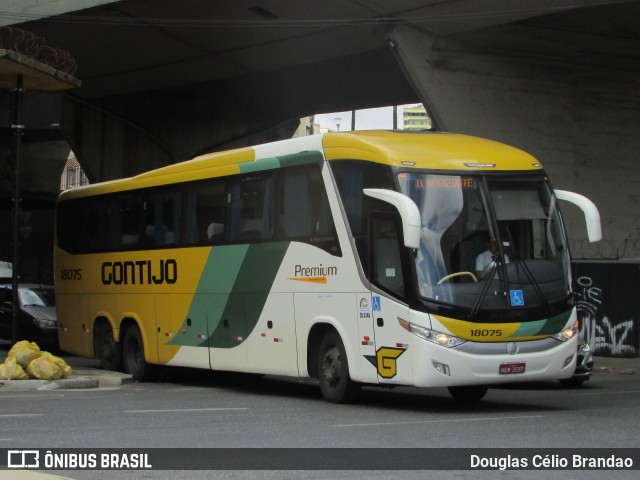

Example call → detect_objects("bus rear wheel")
122 325 155 382
94 322 122 372
318 330 360 403
447 385 489 402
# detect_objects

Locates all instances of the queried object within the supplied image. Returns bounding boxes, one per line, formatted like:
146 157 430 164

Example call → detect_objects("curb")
0 370 133 391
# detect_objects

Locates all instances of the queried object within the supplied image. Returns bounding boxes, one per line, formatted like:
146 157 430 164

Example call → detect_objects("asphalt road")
1 343 639 480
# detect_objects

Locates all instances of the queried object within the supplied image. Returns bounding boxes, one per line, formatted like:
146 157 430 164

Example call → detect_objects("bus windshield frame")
397 170 572 320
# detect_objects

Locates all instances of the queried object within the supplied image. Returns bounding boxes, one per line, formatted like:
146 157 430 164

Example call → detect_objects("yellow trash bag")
26 355 63 380
39 352 73 379
8 340 42 368
0 356 30 380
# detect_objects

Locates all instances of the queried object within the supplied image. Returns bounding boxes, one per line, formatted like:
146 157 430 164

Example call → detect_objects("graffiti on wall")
575 275 638 357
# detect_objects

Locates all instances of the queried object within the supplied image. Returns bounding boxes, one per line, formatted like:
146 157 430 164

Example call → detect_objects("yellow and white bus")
54 131 601 402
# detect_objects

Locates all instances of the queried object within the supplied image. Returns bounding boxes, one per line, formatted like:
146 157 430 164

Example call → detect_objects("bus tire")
94 322 122 372
122 325 155 382
318 330 360 403
447 385 489 402
558 378 584 388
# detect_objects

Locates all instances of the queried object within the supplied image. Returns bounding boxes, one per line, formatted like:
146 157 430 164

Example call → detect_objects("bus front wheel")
318 330 360 403
122 325 155 382
447 385 489 402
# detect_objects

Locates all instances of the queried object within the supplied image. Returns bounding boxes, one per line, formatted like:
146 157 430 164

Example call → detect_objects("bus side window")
277 164 341 256
370 213 406 299
331 160 395 273
281 168 310 238
107 195 142 251
185 178 226 245
143 187 181 248
228 174 275 243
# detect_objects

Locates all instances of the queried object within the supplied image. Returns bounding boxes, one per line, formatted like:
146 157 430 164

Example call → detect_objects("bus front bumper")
411 336 578 388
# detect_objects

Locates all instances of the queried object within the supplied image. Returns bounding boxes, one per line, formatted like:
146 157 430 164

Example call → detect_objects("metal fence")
570 239 640 261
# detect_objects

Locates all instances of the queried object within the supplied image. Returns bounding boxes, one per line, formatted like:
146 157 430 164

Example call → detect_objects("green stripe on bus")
240 157 281 173
167 245 249 348
536 310 573 335
278 151 324 167
511 309 572 337
239 151 323 174
210 242 290 348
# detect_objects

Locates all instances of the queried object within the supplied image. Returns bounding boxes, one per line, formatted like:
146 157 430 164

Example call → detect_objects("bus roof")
321 131 541 171
59 130 543 200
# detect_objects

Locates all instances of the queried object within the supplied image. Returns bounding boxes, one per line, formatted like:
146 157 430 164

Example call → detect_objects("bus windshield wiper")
470 251 509 318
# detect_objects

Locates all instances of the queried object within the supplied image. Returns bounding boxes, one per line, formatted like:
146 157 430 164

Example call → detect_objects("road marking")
579 389 640 396
329 415 543 427
0 414 44 418
124 407 249 413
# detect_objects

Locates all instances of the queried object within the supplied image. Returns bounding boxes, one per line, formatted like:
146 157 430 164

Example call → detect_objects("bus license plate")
499 362 526 375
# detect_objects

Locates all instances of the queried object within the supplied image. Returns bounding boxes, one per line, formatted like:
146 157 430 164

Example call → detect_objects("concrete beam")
0 0 119 28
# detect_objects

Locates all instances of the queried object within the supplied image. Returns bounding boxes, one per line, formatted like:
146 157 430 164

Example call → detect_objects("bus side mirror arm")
363 188 421 249
555 190 602 242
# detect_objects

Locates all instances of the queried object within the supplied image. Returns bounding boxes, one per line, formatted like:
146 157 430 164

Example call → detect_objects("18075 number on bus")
60 269 82 280
470 329 503 337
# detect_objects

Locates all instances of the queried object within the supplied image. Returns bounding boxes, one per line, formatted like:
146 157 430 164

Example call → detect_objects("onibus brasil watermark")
7 450 151 470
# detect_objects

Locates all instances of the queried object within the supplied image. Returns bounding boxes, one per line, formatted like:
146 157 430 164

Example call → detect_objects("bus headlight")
552 321 579 342
399 318 466 348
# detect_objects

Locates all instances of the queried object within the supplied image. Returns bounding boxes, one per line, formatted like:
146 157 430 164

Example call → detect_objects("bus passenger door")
369 213 413 385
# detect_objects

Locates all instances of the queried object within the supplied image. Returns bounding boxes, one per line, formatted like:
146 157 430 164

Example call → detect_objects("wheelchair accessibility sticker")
510 289 524 307
372 295 381 311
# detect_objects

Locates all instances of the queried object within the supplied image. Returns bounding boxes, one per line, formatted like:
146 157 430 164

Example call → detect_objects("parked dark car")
0 284 57 349
559 342 594 388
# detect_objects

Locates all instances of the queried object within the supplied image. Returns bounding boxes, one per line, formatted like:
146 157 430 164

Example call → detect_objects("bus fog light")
432 360 451 376
563 354 574 369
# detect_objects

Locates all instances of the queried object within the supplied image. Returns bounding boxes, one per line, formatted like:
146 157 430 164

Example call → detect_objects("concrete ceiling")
5 0 638 105
2 0 639 177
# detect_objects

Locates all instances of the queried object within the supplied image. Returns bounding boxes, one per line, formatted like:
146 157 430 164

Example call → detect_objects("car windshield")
19 287 56 307
398 172 571 314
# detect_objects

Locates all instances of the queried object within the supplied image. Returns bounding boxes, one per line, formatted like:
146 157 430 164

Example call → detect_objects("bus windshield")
398 172 571 314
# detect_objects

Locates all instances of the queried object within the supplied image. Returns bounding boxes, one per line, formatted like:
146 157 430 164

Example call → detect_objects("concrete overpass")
1 0 639 281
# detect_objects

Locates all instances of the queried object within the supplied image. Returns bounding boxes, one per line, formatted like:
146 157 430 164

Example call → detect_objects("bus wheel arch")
314 327 360 403
121 319 156 382
93 317 123 372
307 323 333 379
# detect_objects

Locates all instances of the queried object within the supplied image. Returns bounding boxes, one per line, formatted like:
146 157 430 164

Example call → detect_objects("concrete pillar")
387 24 640 259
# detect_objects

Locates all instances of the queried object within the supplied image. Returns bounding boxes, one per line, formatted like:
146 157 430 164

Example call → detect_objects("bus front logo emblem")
364 347 406 379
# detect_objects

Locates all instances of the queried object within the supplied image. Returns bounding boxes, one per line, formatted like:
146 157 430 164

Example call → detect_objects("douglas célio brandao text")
470 453 634 470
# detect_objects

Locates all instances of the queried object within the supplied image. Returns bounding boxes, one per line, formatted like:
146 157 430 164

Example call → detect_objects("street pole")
10 73 23 345
0 39 81 346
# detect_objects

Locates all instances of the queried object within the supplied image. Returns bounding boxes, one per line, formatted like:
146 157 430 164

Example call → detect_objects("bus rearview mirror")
555 190 602 243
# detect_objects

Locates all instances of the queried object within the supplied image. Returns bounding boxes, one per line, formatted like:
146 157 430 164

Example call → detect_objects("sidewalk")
592 355 640 375
0 367 133 391
0 340 132 391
